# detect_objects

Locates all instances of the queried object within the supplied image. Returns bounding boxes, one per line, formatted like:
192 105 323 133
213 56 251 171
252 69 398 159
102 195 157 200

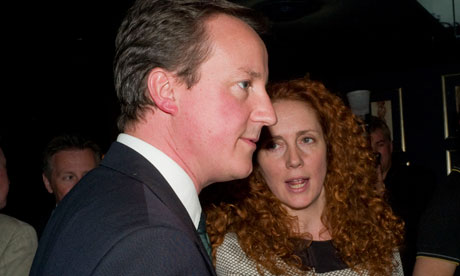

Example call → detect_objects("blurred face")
257 100 328 217
370 128 392 178
172 14 276 188
0 148 9 209
42 149 97 203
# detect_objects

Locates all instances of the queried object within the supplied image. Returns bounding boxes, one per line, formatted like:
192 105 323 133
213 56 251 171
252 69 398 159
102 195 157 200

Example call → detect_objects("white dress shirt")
117 133 201 229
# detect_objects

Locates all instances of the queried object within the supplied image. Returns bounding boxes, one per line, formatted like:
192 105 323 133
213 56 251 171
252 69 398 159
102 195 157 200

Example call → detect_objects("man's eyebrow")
59 171 76 175
239 67 263 79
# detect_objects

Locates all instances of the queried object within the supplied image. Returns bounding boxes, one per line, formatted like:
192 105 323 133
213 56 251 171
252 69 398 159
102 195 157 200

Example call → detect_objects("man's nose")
252 90 276 126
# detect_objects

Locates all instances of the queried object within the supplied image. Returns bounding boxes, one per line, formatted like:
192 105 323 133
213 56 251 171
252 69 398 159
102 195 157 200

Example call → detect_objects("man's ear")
42 173 53 194
147 68 178 114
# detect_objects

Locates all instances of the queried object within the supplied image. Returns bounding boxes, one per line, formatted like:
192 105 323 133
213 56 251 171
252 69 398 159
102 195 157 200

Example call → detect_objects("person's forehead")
52 149 94 164
371 129 387 141
203 14 268 77
51 149 96 173
205 14 264 51
205 13 251 32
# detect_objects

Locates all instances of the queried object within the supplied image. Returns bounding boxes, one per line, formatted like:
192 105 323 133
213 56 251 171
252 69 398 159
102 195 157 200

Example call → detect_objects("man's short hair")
368 115 392 141
42 134 101 179
114 0 267 131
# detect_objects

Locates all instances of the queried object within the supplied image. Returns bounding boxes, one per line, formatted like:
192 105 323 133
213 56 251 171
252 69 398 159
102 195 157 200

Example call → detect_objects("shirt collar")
117 133 201 229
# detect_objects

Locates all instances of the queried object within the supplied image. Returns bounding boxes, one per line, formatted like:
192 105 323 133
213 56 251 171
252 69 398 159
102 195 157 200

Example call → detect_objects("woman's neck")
287 191 331 241
297 216 331 241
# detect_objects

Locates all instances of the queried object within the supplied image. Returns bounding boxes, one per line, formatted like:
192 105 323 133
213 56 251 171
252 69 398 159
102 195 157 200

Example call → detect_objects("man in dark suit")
30 0 276 275
35 134 101 238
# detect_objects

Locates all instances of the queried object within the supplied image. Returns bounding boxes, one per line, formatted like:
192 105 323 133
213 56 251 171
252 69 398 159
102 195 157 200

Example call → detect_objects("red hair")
206 76 403 275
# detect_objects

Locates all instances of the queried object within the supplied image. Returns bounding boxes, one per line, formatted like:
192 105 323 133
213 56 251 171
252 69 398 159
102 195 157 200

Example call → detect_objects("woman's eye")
237 81 250 90
264 141 279 150
301 137 313 144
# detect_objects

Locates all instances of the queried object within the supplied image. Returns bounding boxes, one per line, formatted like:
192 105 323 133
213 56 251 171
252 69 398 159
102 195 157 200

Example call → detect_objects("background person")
413 152 460 276
35 134 101 237
207 77 404 276
42 134 101 204
0 144 38 276
368 115 436 275
30 0 275 275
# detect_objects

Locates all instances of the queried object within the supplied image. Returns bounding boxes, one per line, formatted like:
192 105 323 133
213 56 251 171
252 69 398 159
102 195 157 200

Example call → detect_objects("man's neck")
124 118 203 193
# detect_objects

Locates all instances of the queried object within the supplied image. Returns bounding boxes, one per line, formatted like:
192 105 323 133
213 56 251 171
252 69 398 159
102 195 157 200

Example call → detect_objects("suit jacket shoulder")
0 214 38 276
31 142 215 276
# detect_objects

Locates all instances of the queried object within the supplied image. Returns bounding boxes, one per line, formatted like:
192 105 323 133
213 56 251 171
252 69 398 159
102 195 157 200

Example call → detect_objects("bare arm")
413 257 457 276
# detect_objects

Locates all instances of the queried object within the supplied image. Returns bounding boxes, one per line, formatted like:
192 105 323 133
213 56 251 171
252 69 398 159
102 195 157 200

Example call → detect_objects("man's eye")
63 175 74 181
237 81 250 90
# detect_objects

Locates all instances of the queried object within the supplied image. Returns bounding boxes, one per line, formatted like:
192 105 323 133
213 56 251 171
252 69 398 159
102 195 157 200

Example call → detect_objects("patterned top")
216 232 404 276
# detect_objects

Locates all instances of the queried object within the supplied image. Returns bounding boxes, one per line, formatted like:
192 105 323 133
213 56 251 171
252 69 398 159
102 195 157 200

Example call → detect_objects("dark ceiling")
233 0 459 79
22 0 460 76
2 0 459 148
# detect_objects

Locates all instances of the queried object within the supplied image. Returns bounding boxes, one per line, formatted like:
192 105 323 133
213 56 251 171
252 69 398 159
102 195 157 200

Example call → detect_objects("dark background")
1 0 459 230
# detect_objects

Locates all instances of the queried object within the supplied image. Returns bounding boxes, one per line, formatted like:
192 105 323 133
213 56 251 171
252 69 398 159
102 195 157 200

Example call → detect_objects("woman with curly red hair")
206 76 404 275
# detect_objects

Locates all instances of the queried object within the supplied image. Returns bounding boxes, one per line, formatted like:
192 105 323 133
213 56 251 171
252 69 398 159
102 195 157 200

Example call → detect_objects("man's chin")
211 161 253 183
232 164 253 180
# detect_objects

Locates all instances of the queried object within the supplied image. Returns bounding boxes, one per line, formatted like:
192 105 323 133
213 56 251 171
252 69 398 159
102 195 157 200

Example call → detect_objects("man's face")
172 14 276 188
370 128 393 178
0 148 9 209
42 148 98 203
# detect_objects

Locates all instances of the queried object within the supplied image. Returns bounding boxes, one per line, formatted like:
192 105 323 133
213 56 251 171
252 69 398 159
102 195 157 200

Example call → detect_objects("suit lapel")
101 142 216 274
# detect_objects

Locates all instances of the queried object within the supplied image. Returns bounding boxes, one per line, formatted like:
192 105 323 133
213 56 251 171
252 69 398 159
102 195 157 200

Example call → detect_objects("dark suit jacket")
30 142 216 276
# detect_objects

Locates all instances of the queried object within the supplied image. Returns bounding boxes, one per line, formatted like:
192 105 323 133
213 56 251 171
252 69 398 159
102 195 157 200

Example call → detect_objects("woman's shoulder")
215 232 262 275
215 233 402 276
391 251 404 276
216 232 242 258
215 233 309 276
221 232 238 244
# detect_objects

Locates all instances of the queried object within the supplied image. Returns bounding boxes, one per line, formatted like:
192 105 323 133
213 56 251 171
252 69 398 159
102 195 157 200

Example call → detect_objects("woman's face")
257 99 328 216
